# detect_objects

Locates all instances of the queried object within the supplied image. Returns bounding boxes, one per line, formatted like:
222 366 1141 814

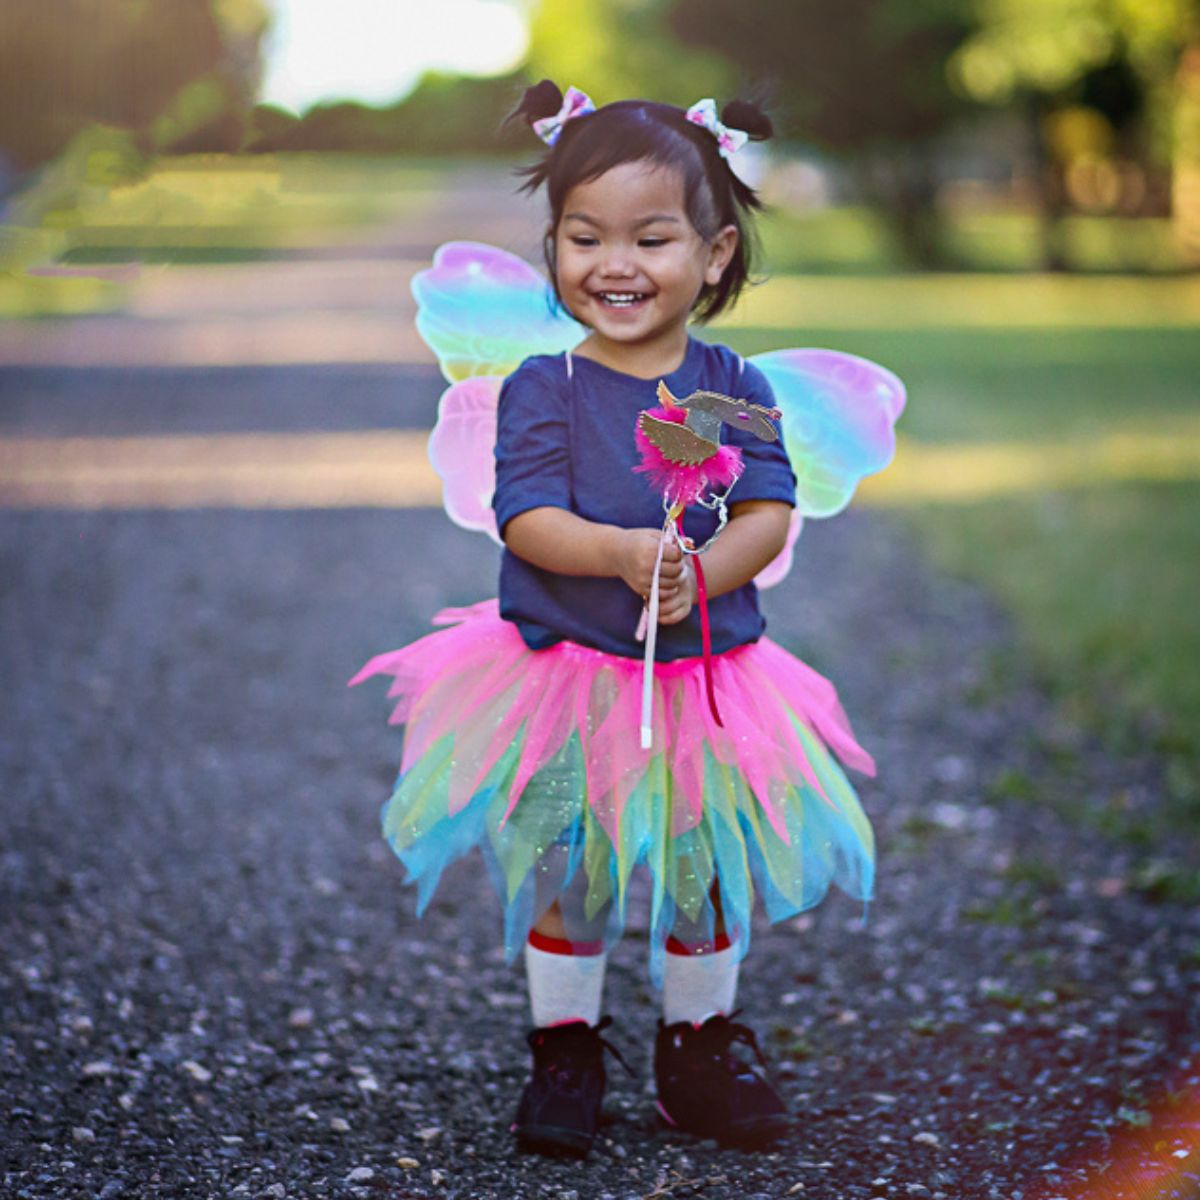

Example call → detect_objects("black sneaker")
512 1016 629 1157
655 1012 790 1147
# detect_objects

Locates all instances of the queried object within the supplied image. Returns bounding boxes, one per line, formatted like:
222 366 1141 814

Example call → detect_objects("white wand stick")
638 514 674 750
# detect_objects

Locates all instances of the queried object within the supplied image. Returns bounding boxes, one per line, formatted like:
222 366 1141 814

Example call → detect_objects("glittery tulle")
350 600 876 981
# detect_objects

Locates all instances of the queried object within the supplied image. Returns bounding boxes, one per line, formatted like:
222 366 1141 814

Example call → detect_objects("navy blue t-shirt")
492 337 797 660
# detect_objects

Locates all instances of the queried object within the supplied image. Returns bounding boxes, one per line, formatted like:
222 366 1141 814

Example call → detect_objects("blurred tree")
245 72 536 155
949 0 1199 266
1173 42 1200 262
667 0 973 268
527 0 736 107
0 0 269 177
366 72 533 153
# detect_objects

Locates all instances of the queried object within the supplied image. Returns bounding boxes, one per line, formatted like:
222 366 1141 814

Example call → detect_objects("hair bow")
532 86 596 146
685 98 748 160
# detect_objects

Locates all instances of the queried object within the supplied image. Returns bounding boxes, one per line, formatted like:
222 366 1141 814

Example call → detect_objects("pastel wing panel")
427 376 502 543
412 241 586 382
752 349 906 519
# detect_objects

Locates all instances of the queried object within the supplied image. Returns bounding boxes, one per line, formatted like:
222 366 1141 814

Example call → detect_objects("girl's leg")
662 882 738 1025
525 875 611 1028
654 881 788 1145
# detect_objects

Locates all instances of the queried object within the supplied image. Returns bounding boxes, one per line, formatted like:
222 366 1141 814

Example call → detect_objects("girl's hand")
615 527 684 600
656 557 696 625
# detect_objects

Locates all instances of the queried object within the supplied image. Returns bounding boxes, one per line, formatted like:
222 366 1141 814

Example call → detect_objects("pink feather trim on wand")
633 406 744 507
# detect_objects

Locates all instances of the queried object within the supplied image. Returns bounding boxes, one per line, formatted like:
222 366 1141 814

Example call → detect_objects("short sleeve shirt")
492 337 797 660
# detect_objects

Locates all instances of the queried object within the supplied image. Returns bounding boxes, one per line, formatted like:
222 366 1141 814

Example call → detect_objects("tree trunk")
1173 43 1200 267
1025 94 1070 273
858 144 949 271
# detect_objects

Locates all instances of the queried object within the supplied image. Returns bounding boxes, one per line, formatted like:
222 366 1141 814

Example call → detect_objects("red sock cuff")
527 929 605 957
665 931 733 956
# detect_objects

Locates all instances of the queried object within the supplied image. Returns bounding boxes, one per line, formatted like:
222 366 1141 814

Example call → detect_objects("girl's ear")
704 224 739 286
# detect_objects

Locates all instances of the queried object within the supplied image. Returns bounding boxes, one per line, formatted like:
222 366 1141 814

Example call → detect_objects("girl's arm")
504 499 791 627
504 507 686 601
659 499 791 625
694 499 793 599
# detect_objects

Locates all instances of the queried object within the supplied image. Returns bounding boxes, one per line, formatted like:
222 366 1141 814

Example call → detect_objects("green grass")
757 205 1186 275
1 151 459 316
719 322 1200 828
6 151 1195 318
919 481 1200 738
718 327 1200 441
758 206 902 274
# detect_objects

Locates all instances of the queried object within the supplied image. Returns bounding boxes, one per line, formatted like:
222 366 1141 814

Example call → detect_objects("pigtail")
682 96 774 319
704 98 773 221
505 79 564 196
505 79 563 130
720 99 773 143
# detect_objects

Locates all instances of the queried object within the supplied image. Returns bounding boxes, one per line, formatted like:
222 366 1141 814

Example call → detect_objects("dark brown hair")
507 82 773 322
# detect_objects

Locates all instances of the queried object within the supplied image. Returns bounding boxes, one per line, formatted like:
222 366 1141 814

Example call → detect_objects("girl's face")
554 161 736 372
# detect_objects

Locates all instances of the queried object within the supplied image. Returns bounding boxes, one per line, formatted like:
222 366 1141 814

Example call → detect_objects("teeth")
598 292 646 306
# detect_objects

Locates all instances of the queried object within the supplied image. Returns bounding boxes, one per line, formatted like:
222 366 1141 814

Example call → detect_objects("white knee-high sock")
662 937 738 1026
524 932 607 1027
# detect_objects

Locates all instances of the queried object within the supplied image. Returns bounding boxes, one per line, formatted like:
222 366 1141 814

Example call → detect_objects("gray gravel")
3 478 1198 1199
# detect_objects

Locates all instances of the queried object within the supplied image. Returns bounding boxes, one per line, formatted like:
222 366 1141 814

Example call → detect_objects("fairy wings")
414 240 907 587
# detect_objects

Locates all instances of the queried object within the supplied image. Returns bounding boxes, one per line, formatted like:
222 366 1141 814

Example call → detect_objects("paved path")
2 165 1197 1200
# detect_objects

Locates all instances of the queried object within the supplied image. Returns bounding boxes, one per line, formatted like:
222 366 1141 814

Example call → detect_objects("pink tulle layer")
349 600 875 846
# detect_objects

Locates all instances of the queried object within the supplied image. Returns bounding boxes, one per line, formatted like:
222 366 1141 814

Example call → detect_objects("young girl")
351 80 881 1156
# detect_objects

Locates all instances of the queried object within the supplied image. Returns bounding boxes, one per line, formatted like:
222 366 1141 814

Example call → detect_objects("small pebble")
914 1131 941 1147
397 1157 420 1169
181 1060 212 1083
72 1126 96 1143
346 1167 374 1183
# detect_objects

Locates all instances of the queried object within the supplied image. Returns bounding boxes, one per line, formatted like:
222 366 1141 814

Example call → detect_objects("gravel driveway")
3 491 1197 1200
3 163 1197 1199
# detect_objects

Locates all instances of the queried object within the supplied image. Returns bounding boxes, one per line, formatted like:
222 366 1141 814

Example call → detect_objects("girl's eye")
639 238 667 248
569 235 598 247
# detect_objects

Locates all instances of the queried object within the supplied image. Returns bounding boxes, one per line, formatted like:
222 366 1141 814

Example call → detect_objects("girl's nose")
599 248 636 277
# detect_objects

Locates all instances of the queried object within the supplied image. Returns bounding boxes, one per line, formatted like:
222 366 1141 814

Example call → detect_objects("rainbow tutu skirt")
350 599 876 976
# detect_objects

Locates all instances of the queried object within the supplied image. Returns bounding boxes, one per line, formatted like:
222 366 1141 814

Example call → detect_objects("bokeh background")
2 0 1198 791
2 4 1199 1197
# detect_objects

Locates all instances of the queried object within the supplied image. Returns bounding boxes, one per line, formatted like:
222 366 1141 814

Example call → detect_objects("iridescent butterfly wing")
415 242 585 542
414 243 906 570
749 349 907 588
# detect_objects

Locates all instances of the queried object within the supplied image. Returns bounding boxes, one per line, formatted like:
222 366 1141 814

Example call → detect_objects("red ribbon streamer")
678 517 723 727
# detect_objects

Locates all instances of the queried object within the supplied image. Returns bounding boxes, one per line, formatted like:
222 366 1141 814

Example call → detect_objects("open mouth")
595 291 650 309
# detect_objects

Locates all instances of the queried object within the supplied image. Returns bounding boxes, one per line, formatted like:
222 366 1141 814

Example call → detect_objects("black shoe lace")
529 1015 634 1088
697 1011 774 1079
591 1015 635 1076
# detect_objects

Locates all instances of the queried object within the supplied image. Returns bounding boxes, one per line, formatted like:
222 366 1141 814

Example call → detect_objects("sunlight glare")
260 0 530 113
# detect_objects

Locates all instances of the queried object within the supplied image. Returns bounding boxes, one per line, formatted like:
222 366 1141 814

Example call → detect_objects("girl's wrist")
596 523 629 577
